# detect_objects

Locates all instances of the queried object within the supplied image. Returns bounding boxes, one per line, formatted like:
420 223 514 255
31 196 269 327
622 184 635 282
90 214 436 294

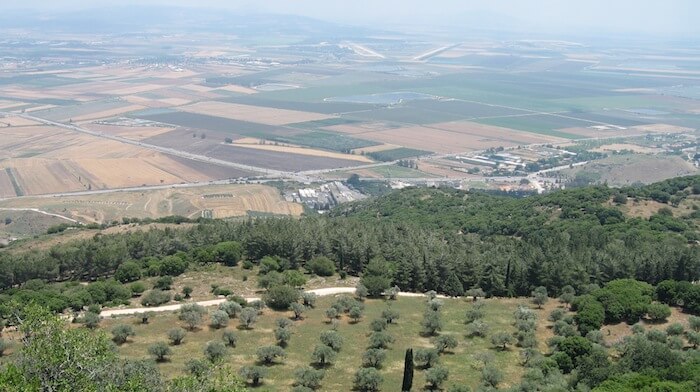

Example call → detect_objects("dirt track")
99 287 448 317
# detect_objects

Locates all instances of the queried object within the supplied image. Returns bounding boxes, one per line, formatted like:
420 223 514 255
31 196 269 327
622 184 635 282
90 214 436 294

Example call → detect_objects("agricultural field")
562 154 699 186
0 18 697 229
12 293 684 392
98 296 529 390
0 184 303 226
0 125 249 195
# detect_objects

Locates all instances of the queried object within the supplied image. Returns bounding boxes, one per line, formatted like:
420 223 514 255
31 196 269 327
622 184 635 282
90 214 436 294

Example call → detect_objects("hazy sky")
5 0 699 36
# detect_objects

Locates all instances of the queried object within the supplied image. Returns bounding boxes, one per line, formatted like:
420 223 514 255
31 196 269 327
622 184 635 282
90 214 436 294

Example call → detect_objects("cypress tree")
402 348 414 391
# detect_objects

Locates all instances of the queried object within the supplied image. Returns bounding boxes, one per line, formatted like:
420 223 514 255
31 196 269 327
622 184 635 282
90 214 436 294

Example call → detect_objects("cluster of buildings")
286 181 367 212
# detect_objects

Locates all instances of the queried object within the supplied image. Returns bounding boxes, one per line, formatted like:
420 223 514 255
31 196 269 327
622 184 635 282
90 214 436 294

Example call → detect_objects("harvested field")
31 100 136 122
0 184 302 224
83 124 175 141
218 96 376 114
0 170 16 197
204 144 367 172
5 159 86 195
0 125 253 195
178 101 333 125
104 84 165 96
324 121 395 135
560 123 694 138
417 161 477 178
213 84 258 94
0 100 26 110
0 116 40 127
354 121 565 154
432 121 566 144
352 143 401 154
563 154 698 186
474 114 593 138
228 142 373 163
71 104 146 122
591 143 663 154
136 111 300 138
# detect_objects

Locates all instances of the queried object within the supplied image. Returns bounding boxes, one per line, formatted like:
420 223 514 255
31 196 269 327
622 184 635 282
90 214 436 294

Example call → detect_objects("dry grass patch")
0 184 302 223
226 143 373 163
179 101 333 126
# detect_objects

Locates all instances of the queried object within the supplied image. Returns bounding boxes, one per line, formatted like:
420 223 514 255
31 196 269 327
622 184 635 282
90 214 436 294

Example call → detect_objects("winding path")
100 287 446 317
0 207 80 223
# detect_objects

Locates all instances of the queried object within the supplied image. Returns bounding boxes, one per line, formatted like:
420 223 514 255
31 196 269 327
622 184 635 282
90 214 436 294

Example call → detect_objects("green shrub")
306 256 335 276
140 290 171 307
115 261 142 283
264 285 300 310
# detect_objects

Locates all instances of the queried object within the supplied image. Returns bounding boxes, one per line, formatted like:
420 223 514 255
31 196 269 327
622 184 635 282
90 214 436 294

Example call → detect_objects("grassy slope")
100 296 526 391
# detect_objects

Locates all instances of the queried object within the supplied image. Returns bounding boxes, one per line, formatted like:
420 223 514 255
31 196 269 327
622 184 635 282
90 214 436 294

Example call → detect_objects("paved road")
99 287 448 317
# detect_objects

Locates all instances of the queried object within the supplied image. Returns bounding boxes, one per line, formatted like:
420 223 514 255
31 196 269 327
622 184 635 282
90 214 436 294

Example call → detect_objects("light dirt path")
0 207 80 223
99 287 446 317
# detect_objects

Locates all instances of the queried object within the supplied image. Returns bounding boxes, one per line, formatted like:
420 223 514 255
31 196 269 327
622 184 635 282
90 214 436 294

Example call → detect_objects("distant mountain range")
0 6 386 38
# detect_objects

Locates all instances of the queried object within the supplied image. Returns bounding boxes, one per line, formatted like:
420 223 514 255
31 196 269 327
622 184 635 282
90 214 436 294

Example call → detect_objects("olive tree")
222 330 237 347
111 324 135 344
218 301 243 318
353 367 382 392
381 309 400 324
148 341 172 362
239 307 258 329
467 320 488 337
434 335 458 354
531 286 548 309
302 292 317 308
290 303 305 320
414 348 440 369
481 365 503 387
425 365 449 390
311 344 336 367
362 348 386 368
179 304 206 331
294 367 325 390
421 310 442 336
209 310 229 329
204 341 227 363
368 331 393 350
82 312 100 329
240 366 267 387
320 330 343 352
275 327 291 346
349 306 364 323
167 328 186 345
294 367 326 390
256 345 286 364
491 332 515 350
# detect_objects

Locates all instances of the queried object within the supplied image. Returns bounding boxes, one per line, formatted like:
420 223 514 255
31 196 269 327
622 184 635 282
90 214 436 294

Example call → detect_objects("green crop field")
271 131 379 152
474 115 585 139
366 148 432 162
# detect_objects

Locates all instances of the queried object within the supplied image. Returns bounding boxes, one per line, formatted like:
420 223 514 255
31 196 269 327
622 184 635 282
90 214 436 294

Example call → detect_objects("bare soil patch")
179 101 333 125
227 143 372 163
0 184 302 224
